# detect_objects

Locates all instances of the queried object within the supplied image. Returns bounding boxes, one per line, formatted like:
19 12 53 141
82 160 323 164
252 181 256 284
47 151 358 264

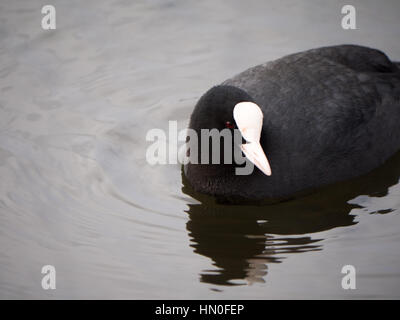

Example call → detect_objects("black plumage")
184 45 400 201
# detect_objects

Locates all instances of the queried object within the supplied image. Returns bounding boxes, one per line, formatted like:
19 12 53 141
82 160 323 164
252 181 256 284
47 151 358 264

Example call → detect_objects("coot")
184 45 400 201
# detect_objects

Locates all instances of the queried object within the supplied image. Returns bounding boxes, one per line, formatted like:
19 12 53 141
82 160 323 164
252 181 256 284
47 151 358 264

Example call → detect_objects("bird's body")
184 45 400 201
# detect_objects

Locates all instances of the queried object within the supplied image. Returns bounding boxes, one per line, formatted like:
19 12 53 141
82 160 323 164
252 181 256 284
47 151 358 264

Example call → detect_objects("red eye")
225 121 234 129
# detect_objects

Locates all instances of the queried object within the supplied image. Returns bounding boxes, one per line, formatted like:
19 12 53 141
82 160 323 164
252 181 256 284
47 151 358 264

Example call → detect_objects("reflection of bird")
182 151 400 286
185 199 339 286
184 45 400 201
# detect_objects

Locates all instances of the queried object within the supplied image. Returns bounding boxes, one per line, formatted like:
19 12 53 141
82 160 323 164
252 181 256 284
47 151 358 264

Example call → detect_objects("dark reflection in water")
182 152 400 286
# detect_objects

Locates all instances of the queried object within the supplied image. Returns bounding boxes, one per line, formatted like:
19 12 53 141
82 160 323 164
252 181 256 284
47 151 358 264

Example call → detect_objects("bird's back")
223 45 400 197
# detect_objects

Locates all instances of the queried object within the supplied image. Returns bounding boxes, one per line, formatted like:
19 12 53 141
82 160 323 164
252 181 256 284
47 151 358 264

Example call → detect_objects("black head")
189 85 255 132
184 85 271 200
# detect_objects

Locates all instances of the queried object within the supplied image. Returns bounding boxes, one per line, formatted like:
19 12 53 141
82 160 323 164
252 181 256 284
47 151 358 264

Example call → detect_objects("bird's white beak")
233 102 272 176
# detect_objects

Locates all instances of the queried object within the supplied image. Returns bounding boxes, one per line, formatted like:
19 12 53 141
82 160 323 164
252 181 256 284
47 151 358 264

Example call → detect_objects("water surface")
1 0 400 299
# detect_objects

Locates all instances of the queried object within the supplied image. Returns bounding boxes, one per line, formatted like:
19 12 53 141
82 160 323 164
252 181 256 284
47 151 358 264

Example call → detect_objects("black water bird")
184 45 400 201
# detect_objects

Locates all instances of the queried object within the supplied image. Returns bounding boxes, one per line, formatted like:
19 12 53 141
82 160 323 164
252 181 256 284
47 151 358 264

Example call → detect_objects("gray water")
1 0 400 299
